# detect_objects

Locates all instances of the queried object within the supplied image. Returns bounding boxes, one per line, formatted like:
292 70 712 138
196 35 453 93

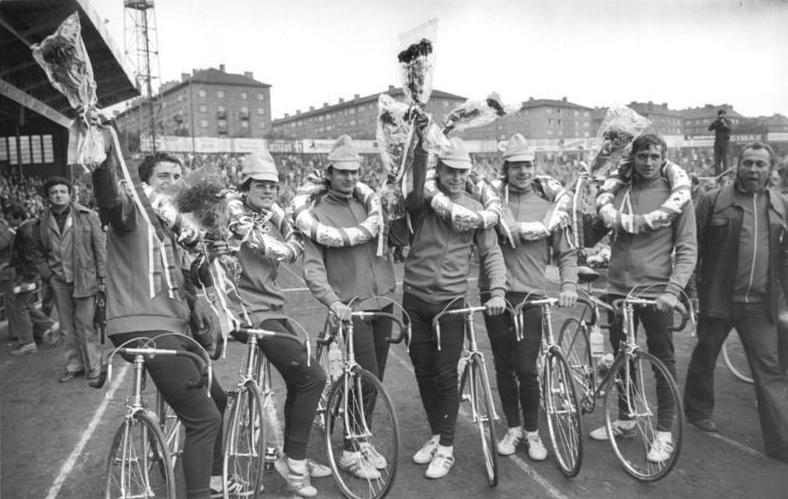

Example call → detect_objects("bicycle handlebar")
614 297 690 332
432 305 487 351
331 300 413 348
89 348 210 390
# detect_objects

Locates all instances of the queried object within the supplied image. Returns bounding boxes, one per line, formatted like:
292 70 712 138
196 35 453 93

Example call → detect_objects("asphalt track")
1 263 786 498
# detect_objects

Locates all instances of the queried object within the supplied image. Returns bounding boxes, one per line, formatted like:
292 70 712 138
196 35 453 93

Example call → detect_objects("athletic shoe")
274 457 317 497
43 322 61 345
209 475 256 498
360 442 388 469
647 432 675 463
524 431 548 461
338 451 381 480
307 459 331 478
589 419 637 441
425 452 454 479
413 435 440 464
497 427 523 456
10 342 37 356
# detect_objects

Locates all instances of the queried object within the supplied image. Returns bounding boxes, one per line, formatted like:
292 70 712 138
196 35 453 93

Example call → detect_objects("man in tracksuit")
402 134 507 479
684 141 788 462
585 134 697 464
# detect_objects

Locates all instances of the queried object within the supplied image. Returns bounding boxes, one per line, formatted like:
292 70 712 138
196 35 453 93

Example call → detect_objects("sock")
437 444 453 456
288 457 307 474
209 475 222 491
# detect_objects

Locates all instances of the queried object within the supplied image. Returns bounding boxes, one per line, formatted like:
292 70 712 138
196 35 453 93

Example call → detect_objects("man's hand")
558 288 578 308
330 301 353 322
655 293 680 313
484 295 506 316
190 296 219 355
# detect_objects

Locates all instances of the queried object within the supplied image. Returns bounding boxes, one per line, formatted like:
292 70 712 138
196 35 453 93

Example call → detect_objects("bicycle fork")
341 321 374 447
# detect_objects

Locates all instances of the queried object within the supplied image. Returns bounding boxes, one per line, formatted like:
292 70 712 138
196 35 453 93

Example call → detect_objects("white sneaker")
497 427 523 456
339 451 381 480
647 432 674 463
413 435 440 464
307 459 331 478
425 452 454 479
589 419 637 441
524 431 548 461
360 442 388 469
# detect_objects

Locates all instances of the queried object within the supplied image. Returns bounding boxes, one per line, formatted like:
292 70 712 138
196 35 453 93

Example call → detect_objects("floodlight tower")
124 0 161 152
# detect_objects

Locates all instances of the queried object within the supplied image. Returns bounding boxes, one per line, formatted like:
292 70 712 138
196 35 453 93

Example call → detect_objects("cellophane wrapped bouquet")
31 12 107 169
442 92 514 135
589 106 651 175
397 19 436 106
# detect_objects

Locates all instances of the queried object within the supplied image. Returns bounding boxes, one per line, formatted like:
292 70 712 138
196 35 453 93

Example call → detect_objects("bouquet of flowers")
31 12 107 169
442 92 513 135
398 19 436 106
589 107 651 175
376 94 412 179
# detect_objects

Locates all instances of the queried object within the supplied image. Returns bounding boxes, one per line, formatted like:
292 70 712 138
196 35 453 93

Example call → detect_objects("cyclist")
302 135 397 481
225 150 329 497
481 134 578 460
92 152 227 499
684 141 788 462
585 134 697 463
396 130 506 479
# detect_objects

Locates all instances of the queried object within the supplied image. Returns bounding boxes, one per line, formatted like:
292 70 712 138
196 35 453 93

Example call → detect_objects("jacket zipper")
744 193 758 303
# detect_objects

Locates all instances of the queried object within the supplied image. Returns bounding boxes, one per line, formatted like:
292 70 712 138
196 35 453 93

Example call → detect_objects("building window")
200 120 208 128
198 89 206 98
257 108 265 115
241 120 249 128
574 110 579 116
547 118 553 125
546 108 553 114
217 90 225 98
547 130 553 136
256 93 264 101
557 119 563 125
240 91 248 100
199 104 208 113
259 121 266 129
583 111 590 117
240 106 249 118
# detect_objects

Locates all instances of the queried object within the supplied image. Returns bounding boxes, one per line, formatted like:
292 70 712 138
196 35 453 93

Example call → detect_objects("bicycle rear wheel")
542 349 583 477
558 318 594 410
603 350 683 481
324 367 399 499
460 354 499 487
722 330 753 384
105 411 175 498
223 380 267 498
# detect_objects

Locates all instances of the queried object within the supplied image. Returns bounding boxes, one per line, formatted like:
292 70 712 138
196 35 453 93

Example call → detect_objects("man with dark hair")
586 133 697 464
92 151 227 498
684 141 788 462
709 109 732 177
30 177 105 381
2 203 59 355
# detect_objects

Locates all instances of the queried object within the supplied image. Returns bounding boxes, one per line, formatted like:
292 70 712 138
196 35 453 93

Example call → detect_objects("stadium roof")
273 86 466 123
0 0 138 130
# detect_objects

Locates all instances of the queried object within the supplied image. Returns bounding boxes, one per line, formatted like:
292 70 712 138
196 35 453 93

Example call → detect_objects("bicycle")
510 294 583 477
315 296 409 499
223 322 311 498
558 287 689 481
722 330 753 384
90 334 212 499
432 299 500 487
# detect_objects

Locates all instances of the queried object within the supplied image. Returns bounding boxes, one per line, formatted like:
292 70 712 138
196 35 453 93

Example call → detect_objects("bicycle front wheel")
106 411 175 499
558 318 594 407
542 349 583 477
460 354 499 487
223 380 267 498
603 350 683 481
722 330 753 384
324 367 399 499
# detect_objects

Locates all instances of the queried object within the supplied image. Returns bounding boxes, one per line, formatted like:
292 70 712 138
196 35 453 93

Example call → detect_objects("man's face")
148 161 183 192
506 161 536 190
47 184 71 210
246 180 278 210
437 163 470 195
632 145 663 180
326 167 359 195
737 148 772 193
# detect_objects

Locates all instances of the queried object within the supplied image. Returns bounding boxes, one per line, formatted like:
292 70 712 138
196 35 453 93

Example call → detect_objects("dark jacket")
696 184 788 322
31 202 106 298
708 117 731 143
11 219 40 283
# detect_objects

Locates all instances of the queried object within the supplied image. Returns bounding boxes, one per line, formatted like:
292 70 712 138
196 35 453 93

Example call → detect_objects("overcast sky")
90 0 788 119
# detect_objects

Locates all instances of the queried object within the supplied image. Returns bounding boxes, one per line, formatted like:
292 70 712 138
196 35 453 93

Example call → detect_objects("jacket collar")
715 184 786 221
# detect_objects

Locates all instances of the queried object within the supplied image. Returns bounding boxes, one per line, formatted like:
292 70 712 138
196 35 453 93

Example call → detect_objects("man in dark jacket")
684 141 788 463
708 109 732 177
31 177 106 381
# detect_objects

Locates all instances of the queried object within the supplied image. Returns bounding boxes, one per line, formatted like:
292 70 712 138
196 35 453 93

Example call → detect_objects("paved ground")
1 263 787 498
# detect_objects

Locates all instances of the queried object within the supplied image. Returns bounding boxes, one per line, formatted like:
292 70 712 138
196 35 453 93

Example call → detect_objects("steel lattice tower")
124 0 161 152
